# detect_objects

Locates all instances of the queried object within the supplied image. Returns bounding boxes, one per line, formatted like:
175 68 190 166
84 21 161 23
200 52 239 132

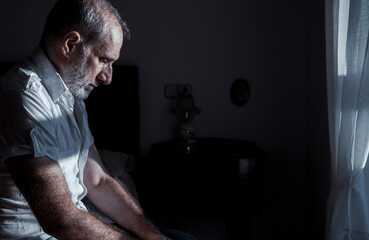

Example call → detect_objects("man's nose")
97 65 113 85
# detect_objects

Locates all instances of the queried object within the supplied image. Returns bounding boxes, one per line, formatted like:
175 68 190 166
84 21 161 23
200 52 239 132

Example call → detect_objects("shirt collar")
29 47 68 103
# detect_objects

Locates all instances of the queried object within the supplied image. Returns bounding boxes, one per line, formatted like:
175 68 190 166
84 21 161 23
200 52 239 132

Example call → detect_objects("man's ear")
62 31 82 58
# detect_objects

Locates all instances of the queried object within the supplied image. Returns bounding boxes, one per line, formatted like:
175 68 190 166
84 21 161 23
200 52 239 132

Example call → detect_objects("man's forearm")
84 145 166 240
49 207 135 240
6 155 135 240
85 175 162 239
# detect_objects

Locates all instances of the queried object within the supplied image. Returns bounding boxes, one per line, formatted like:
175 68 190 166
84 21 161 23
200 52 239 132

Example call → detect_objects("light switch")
164 84 178 98
164 84 192 98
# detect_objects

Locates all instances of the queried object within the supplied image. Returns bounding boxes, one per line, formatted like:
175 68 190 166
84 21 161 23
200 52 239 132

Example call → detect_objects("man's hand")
157 236 173 240
146 233 173 240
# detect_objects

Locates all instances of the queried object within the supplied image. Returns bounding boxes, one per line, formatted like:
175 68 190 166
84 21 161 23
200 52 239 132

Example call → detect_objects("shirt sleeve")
0 77 59 166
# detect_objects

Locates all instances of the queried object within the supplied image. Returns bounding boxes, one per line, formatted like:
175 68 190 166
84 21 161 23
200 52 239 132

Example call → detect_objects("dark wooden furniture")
136 137 264 239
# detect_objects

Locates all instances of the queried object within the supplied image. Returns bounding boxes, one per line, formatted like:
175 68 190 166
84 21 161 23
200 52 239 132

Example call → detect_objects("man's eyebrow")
101 55 117 62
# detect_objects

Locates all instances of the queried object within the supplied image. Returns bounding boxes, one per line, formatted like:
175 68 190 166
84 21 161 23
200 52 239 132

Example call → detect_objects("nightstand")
136 138 264 239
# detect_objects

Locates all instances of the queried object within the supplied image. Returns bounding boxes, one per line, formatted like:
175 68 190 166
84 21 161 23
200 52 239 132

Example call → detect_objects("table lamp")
172 85 201 142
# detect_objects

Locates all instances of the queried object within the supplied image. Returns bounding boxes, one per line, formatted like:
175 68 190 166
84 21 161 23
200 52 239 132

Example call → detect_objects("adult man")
0 0 183 239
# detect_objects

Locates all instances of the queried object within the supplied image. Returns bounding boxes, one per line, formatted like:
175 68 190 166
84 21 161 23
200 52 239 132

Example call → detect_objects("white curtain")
325 0 369 239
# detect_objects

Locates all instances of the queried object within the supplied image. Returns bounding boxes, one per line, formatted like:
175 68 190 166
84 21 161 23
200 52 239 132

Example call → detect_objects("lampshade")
175 94 201 116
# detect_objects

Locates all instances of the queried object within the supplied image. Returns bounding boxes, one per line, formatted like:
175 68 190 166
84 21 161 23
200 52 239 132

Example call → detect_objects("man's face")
63 20 124 100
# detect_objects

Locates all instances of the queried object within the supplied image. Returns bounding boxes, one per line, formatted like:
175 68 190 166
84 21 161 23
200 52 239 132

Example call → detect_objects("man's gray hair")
40 0 130 51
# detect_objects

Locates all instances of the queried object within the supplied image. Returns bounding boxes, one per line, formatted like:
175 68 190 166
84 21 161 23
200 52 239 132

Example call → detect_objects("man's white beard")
62 48 98 100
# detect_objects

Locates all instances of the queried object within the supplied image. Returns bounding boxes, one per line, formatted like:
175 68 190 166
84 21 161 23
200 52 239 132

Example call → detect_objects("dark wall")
0 1 55 61
113 2 309 237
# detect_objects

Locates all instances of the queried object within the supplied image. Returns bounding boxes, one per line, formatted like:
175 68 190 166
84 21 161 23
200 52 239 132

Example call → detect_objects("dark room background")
0 0 329 239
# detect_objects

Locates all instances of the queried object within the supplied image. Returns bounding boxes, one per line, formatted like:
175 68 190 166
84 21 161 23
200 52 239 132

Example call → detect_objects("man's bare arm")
84 144 172 240
6 155 135 240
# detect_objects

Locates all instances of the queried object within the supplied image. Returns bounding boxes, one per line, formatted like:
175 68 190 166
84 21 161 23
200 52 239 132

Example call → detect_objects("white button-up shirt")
0 48 94 239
